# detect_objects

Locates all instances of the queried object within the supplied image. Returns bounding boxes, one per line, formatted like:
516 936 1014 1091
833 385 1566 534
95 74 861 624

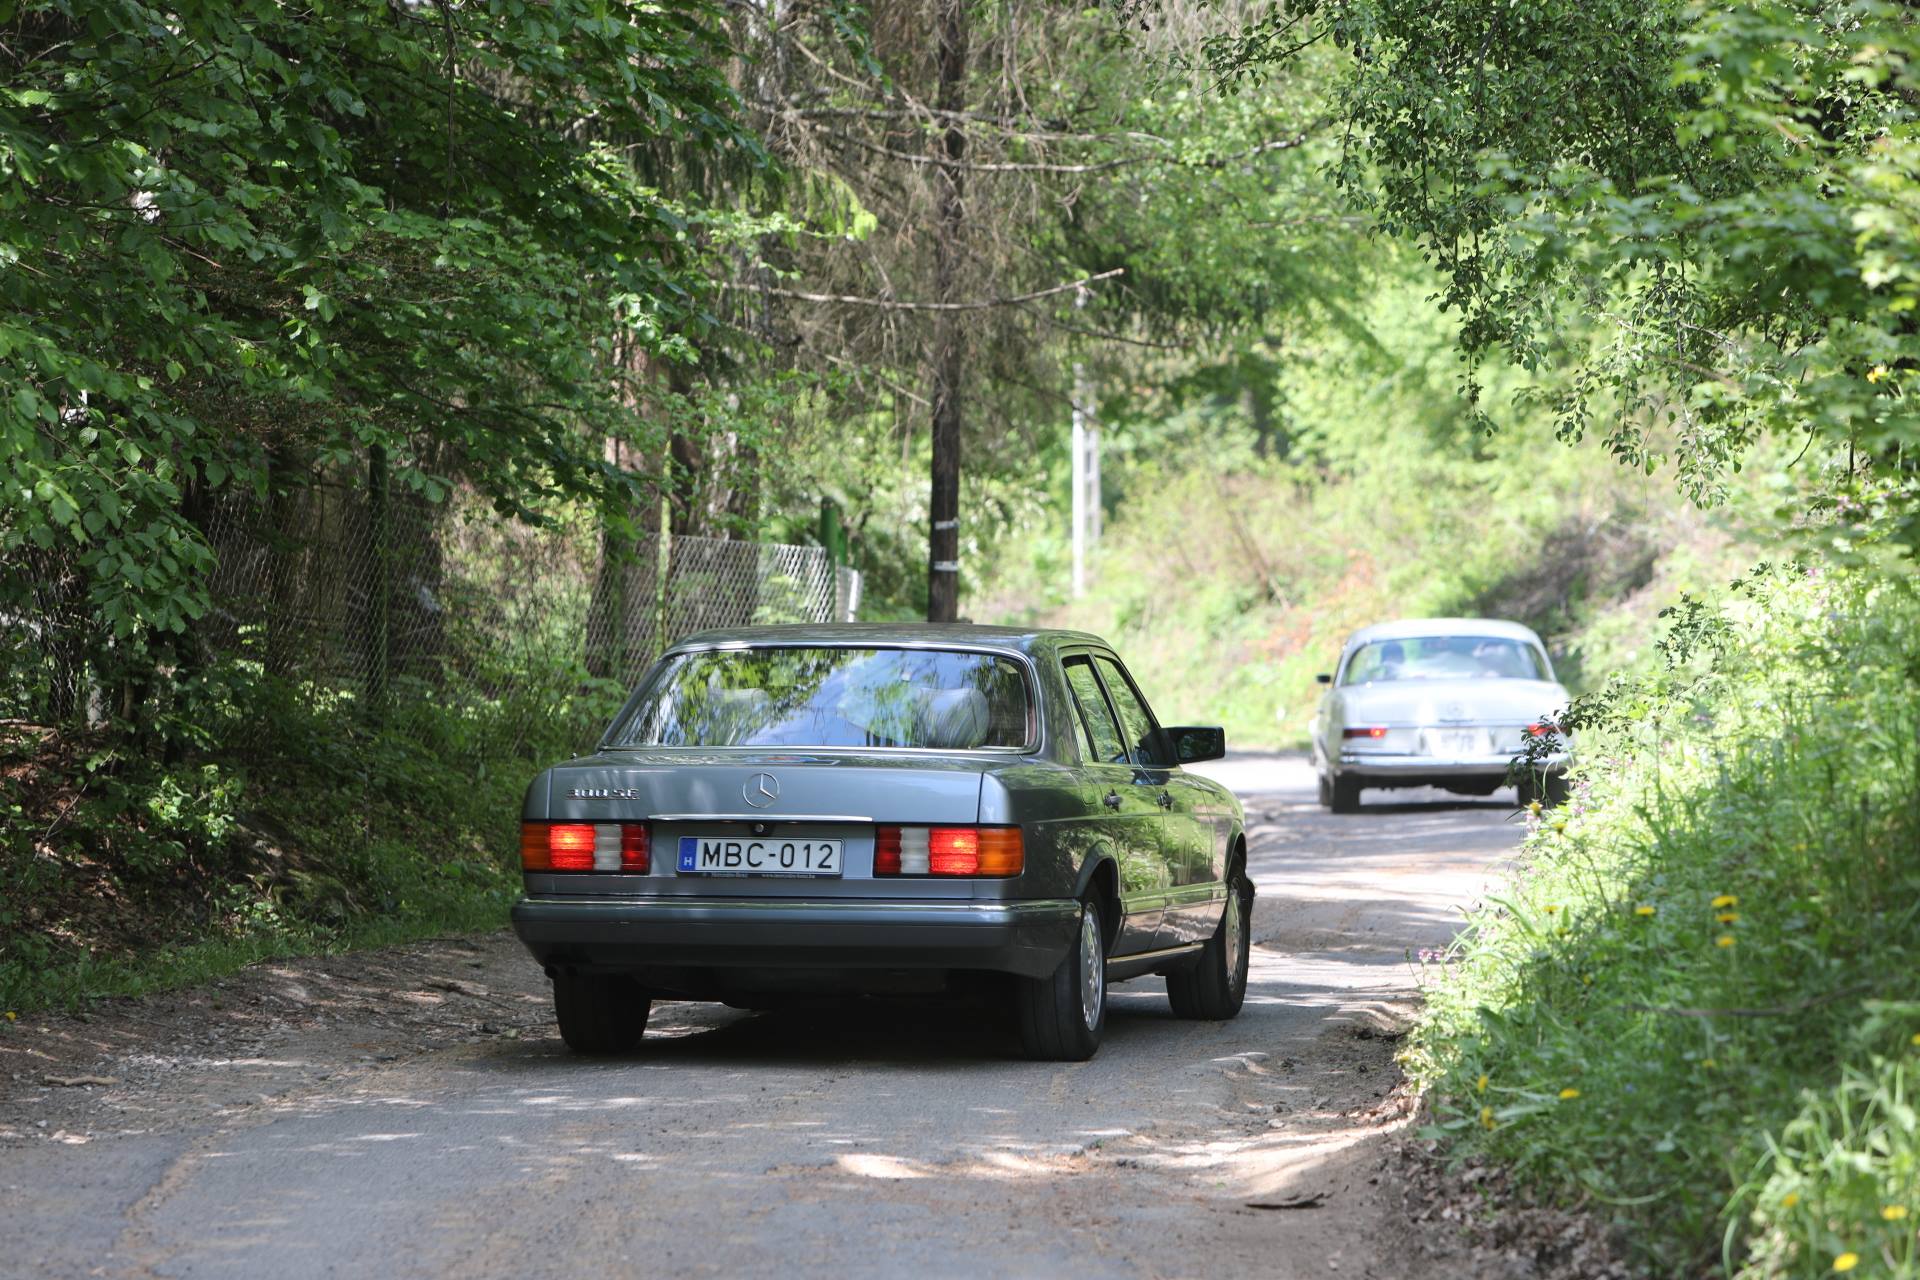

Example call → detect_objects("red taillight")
929 827 979 876
520 822 649 873
548 823 596 871
873 826 902 875
1343 726 1389 739
620 823 650 873
1527 721 1559 738
873 826 1022 877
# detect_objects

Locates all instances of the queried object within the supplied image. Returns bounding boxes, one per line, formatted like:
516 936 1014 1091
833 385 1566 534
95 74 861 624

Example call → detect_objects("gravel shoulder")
1 753 1541 1279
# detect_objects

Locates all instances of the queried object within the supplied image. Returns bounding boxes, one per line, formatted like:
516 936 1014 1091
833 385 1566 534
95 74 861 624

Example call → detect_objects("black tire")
552 973 650 1054
1330 773 1362 814
1316 770 1333 808
1017 898 1107 1062
1167 865 1251 1020
1516 770 1570 809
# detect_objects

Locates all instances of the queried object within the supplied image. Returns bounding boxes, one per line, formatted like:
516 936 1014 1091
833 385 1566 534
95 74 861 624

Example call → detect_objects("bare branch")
732 267 1124 311
821 126 1324 176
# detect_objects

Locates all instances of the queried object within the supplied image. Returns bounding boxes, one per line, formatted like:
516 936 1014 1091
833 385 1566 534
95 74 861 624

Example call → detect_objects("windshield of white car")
612 647 1034 750
1341 636 1547 685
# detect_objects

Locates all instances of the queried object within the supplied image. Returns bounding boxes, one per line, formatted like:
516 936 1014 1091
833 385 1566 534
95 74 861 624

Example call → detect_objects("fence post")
819 497 845 619
365 442 390 723
654 492 671 659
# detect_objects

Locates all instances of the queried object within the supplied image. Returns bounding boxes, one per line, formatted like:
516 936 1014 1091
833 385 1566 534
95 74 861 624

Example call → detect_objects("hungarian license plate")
1433 729 1485 756
677 835 843 876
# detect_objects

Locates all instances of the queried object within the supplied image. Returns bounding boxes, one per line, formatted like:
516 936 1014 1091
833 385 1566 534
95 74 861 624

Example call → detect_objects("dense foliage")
1407 569 1919 1276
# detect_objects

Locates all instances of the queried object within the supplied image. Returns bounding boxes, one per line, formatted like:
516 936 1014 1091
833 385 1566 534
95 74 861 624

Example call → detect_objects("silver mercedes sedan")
1310 618 1571 813
511 624 1251 1062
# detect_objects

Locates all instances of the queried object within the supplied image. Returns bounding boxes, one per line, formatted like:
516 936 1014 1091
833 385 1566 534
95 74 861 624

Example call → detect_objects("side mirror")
1315 673 1333 685
1166 726 1226 764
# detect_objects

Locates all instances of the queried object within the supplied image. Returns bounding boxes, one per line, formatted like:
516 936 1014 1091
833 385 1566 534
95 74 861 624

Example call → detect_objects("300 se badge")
677 836 842 876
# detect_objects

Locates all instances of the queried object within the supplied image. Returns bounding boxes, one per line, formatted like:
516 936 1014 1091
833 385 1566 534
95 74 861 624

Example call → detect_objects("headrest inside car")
918 688 989 749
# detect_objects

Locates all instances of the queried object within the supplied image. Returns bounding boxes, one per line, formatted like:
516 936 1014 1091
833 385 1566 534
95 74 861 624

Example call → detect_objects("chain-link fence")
2 483 860 757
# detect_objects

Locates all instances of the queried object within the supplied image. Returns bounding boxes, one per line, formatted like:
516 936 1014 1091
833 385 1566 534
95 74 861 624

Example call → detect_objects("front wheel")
1516 770 1570 809
553 973 650 1054
1167 867 1251 1020
1017 899 1107 1061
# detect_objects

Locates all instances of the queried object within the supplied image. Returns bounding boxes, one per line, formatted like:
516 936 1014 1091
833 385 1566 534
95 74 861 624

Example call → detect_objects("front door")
1090 654 1224 949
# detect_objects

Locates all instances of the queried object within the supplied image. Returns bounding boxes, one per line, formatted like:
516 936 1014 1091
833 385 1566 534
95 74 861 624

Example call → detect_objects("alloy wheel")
1079 905 1105 1031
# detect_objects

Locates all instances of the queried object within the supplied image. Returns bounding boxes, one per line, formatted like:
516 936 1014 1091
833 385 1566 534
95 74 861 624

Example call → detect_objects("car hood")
1335 678 1569 726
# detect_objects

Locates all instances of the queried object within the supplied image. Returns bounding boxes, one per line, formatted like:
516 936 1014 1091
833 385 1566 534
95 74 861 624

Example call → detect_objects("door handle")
1103 791 1122 810
1157 791 1174 809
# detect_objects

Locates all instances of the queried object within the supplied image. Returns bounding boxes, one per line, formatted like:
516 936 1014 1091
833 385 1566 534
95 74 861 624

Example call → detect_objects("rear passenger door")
1090 654 1223 949
1061 653 1166 957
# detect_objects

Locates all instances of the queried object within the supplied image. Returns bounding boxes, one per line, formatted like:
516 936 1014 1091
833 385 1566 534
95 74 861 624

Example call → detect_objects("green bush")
1405 565 1920 1276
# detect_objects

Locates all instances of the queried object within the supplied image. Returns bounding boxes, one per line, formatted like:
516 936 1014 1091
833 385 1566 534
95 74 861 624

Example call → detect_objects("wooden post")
926 0 968 623
365 442 390 722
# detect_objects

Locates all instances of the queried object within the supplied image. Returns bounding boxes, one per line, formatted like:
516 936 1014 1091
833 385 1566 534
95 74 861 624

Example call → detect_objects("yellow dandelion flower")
1635 905 1656 917
1558 1088 1581 1100
1701 1058 1717 1069
1544 904 1559 915
1711 894 1738 909
1884 1205 1910 1221
1912 1032 1920 1046
1477 1074 1489 1093
1526 801 1541 816
2 1011 13 1022
1868 365 1889 384
1717 911 1740 924
1781 1192 1800 1209
1551 818 1568 833
1834 1253 1860 1273
1716 935 1736 948
1479 1106 1496 1130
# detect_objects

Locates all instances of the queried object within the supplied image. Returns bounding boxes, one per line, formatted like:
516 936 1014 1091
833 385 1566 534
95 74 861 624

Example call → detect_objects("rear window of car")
611 647 1033 750
1342 636 1548 684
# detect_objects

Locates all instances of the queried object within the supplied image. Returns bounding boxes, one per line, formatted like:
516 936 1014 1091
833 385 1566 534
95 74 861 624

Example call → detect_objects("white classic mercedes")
1310 618 1571 812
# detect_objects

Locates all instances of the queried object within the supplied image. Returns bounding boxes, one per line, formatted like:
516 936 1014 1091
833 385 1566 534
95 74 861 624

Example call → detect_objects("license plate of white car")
676 836 842 876
1434 730 1484 755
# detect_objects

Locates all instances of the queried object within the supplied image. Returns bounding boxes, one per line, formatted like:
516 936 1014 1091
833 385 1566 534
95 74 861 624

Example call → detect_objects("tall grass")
1404 565 1920 1276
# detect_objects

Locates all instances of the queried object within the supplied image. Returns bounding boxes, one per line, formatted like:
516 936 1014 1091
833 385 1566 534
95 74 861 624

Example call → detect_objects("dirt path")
0 754 1531 1279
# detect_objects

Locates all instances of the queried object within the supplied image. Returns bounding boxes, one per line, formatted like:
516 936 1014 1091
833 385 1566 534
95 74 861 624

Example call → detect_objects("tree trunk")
926 0 968 623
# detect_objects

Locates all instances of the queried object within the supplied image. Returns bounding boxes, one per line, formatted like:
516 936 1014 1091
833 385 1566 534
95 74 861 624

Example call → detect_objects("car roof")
665 622 1113 657
1341 618 1546 649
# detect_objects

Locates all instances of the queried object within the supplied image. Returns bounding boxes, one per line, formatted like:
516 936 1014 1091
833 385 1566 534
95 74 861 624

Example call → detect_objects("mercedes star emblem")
744 773 779 808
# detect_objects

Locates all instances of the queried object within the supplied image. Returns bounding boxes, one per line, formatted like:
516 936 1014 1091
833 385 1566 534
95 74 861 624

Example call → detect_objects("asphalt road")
0 755 1527 1280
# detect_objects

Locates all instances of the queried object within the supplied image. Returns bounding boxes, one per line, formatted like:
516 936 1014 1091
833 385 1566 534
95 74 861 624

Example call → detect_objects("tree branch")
732 267 1124 311
820 126 1325 176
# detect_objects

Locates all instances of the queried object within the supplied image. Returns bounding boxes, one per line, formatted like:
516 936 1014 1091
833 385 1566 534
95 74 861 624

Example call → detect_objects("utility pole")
1071 375 1086 599
1069 287 1099 598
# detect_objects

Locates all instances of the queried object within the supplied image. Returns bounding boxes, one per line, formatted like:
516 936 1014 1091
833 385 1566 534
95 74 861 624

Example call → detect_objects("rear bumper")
1336 752 1570 784
511 895 1081 981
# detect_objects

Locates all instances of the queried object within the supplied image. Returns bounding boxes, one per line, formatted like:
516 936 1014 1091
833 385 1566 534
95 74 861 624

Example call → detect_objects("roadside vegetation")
3 4 1918 1273
1408 567 1919 1276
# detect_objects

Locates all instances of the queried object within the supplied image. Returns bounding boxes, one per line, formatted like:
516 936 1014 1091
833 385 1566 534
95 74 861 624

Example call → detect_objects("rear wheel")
1316 770 1333 808
1330 773 1362 814
1167 865 1251 1020
1017 899 1106 1061
553 973 650 1054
